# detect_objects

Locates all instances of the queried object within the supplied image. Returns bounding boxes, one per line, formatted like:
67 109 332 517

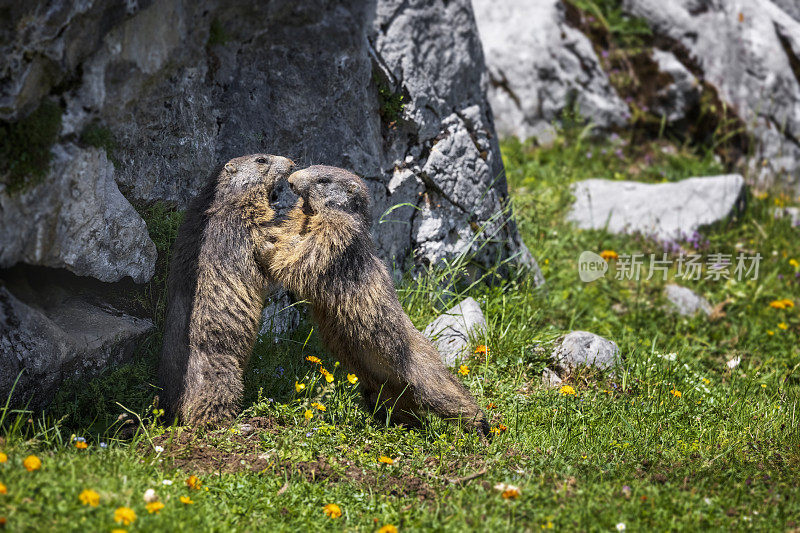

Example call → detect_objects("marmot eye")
255 157 268 164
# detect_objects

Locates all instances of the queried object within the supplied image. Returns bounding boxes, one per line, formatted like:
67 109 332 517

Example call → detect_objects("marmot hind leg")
177 352 244 426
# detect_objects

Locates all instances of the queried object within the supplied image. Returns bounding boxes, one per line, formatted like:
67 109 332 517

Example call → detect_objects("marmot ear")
225 162 238 174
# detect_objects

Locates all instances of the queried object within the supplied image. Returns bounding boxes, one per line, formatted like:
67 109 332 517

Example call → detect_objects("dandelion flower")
559 385 576 396
111 530 126 533
114 507 137 525
778 322 789 330
497 423 508 432
783 299 795 308
295 381 306 393
770 300 788 309
323 503 342 518
0 483 6 495
23 455 41 472
0 452 6 463
458 365 469 376
186 475 202 490
767 330 775 336
304 410 313 420
490 427 502 434
378 456 394 465
320 368 334 382
600 250 619 261
377 525 398 533
306 356 321 364
790 259 799 269
670 389 682 398
79 489 99 506
347 374 358 384
494 482 521 499
180 495 194 505
311 402 326 411
143 488 158 503
75 441 88 449
146 501 165 514
474 345 489 355
487 402 497 409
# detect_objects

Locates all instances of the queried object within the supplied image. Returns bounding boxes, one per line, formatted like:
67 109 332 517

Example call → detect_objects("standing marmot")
262 165 489 435
159 154 295 425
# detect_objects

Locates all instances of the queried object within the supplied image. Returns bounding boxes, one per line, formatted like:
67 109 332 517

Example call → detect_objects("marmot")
158 154 295 425
262 165 490 435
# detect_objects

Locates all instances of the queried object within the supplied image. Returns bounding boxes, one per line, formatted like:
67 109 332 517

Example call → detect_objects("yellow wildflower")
323 503 342 518
458 365 469 376
347 373 358 384
702 378 710 385
75 441 88 449
0 482 6 495
490 427 502 434
600 250 619 261
378 526 398 533
783 299 795 308
145 501 165 514
559 385 576 396
304 409 313 420
670 389 682 398
497 423 508 432
0 452 6 463
767 330 775 336
113 507 137 525
474 345 489 355
487 402 497 409
770 300 789 309
790 259 799 269
494 482 521 499
306 356 321 364
180 496 194 505
378 456 394 465
295 381 306 393
111 530 126 533
23 455 41 472
320 368 334 383
311 402 326 411
778 322 789 330
78 489 99 507
186 475 202 490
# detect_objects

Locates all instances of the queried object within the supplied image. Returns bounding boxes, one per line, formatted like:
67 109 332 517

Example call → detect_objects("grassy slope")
1 131 799 532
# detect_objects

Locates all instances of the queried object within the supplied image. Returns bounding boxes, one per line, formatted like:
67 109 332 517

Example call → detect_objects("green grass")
2 131 799 531
0 100 62 194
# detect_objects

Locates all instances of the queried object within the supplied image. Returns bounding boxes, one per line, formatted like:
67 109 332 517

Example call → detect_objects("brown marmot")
262 165 490 435
158 154 295 425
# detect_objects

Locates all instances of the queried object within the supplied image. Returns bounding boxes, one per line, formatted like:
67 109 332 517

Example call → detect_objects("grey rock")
259 289 302 343
664 283 712 316
552 330 619 372
0 145 156 283
473 0 629 142
541 367 563 388
650 49 700 124
773 206 800 227
0 279 153 409
568 174 746 241
423 297 487 368
624 0 800 191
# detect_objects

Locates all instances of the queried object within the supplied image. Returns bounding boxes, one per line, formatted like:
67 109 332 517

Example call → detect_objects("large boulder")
472 0 629 142
568 174 746 241
623 0 800 190
0 0 537 405
0 272 153 409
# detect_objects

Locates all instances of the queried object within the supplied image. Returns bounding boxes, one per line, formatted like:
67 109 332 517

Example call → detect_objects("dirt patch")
146 417 456 500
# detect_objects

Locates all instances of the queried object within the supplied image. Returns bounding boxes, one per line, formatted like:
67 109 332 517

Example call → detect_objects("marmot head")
217 154 295 202
288 165 372 226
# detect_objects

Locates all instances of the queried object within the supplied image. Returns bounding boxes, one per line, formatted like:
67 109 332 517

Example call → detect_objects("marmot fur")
262 165 489 435
158 154 295 425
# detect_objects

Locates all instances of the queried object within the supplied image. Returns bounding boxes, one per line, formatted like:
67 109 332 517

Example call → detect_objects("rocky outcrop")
623 0 800 189
568 175 746 241
0 0 536 406
0 270 153 409
472 0 629 142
